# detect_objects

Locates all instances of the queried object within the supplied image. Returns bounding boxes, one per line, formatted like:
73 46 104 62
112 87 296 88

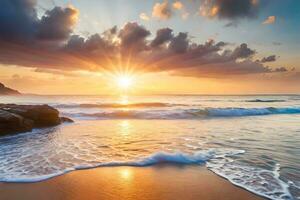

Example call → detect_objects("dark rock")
0 104 60 127
0 83 21 95
0 104 73 136
0 110 33 134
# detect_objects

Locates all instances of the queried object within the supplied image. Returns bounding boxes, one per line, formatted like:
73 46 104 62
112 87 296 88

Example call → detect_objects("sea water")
0 95 299 199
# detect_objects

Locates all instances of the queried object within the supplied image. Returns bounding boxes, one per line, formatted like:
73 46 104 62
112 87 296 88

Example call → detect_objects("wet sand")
0 165 264 200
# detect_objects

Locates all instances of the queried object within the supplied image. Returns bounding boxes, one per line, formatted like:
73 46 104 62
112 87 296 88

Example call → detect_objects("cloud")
173 1 183 10
38 6 78 41
34 68 81 77
152 1 172 20
0 0 78 42
274 67 288 72
230 43 256 59
172 60 274 78
168 32 190 53
199 0 260 20
262 15 276 24
0 0 37 41
118 22 150 53
260 55 276 63
151 1 188 20
139 13 150 21
0 1 289 79
150 28 174 48
172 1 189 20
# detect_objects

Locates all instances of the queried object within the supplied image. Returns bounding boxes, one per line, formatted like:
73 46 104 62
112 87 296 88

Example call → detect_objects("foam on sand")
0 149 292 200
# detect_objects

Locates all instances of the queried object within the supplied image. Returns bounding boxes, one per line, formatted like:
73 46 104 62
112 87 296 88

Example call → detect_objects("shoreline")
0 165 264 200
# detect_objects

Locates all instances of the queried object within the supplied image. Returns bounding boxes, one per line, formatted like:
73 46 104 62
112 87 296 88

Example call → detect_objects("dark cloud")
0 1 289 78
65 35 85 50
274 67 288 72
169 32 189 53
118 22 150 52
260 55 276 63
0 0 78 43
230 43 256 59
200 0 260 20
0 0 38 41
38 6 78 41
151 28 173 48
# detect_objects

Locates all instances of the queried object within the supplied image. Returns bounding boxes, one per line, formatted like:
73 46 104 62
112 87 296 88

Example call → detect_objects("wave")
55 102 186 109
246 99 286 103
0 150 292 200
0 150 233 183
66 107 300 119
207 161 292 200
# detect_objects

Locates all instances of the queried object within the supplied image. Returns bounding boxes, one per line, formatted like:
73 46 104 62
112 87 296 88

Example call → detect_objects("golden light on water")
119 168 133 180
120 95 129 105
119 120 131 135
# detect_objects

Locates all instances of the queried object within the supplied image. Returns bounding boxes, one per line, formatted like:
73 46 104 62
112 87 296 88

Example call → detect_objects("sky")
0 0 299 95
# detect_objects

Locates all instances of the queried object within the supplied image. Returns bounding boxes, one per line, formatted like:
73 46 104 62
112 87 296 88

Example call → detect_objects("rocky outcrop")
0 104 73 136
0 83 21 95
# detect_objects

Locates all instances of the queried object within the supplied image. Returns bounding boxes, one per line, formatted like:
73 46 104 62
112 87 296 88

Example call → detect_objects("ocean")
0 95 299 200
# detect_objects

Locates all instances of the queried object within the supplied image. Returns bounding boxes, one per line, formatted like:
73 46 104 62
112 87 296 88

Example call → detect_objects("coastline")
0 165 264 200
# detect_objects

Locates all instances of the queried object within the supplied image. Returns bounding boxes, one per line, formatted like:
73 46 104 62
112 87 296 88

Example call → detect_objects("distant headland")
0 83 21 95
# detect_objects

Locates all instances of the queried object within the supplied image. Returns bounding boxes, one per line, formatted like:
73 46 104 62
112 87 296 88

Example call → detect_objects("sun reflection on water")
119 168 133 180
120 95 129 105
119 120 131 136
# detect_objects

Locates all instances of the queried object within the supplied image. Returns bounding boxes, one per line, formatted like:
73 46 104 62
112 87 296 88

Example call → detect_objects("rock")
0 82 21 95
0 110 33 134
0 104 73 136
60 117 74 123
1 104 60 127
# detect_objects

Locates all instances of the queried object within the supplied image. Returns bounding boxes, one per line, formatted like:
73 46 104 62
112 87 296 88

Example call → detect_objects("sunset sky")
0 0 299 95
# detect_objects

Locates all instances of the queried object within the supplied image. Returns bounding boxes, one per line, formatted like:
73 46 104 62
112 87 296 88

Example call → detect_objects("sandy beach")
0 165 264 200
0 0 299 198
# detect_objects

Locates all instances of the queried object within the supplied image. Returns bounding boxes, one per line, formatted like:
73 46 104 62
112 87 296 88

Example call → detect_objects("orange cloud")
173 1 183 10
262 16 276 25
152 1 172 20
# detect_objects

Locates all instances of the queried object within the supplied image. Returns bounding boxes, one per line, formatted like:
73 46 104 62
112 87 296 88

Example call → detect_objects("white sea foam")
207 161 293 200
0 148 292 200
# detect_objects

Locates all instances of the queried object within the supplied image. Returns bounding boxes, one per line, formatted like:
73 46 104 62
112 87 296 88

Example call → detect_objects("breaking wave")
66 107 300 119
0 150 237 183
0 149 292 200
55 102 186 109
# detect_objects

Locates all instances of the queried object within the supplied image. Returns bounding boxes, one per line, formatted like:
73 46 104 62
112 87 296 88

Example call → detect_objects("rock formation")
0 104 73 135
0 83 21 95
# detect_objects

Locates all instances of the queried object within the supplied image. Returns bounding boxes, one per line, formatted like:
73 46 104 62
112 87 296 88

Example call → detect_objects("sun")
116 75 133 90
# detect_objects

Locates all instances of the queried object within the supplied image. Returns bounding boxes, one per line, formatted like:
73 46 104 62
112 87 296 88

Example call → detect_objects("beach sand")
0 165 264 200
